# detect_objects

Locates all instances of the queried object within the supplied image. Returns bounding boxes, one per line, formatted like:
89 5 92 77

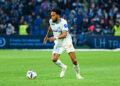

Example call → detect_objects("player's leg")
52 53 65 68
68 52 83 79
68 52 78 65
52 47 67 78
65 44 83 79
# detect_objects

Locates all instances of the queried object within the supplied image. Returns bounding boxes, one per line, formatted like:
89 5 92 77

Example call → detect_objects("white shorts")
52 43 75 54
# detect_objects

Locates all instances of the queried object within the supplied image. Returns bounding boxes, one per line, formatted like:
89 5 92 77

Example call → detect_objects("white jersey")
49 18 72 46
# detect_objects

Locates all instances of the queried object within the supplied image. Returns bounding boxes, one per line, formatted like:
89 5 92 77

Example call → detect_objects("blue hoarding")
0 35 120 49
85 36 120 49
0 35 54 49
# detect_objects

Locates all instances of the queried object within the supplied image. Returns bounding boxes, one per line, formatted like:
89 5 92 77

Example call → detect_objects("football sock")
74 64 80 74
54 59 65 68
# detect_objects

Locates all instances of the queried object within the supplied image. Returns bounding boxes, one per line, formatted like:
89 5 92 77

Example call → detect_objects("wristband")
55 37 59 40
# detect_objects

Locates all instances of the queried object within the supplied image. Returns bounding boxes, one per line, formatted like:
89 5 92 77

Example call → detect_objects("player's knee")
73 59 77 65
52 57 57 62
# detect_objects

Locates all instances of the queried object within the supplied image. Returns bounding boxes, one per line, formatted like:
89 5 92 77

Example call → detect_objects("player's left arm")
49 22 68 42
49 31 67 42
57 31 67 39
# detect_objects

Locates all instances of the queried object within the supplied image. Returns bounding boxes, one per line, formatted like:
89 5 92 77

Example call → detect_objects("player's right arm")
43 27 52 44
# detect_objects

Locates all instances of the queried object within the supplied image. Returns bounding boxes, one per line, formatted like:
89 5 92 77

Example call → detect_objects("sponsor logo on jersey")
52 30 61 32
52 23 55 25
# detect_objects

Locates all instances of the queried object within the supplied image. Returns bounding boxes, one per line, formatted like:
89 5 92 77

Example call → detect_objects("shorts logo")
68 44 72 48
0 37 6 47
55 47 59 52
68 44 73 50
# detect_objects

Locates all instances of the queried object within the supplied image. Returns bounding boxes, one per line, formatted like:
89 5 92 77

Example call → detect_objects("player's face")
51 12 58 22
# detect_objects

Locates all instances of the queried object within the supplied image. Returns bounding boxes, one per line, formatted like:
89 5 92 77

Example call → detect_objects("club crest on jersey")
58 27 61 29
64 24 68 28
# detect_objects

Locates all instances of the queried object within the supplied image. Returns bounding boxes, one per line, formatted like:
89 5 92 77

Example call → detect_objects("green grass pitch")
0 50 120 86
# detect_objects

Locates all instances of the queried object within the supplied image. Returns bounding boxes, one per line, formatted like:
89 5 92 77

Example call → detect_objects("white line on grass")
20 49 120 51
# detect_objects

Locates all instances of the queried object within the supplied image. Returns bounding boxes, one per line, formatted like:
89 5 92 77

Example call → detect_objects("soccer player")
43 8 83 79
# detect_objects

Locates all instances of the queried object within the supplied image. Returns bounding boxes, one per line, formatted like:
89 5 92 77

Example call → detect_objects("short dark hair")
52 8 61 15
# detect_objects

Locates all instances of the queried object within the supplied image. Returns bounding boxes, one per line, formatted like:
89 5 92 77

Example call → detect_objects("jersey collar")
56 18 61 24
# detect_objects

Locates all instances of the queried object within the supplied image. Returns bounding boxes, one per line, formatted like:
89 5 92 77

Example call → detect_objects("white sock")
74 64 80 74
54 59 65 68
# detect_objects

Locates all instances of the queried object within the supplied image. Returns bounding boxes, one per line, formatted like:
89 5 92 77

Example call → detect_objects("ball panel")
27 70 37 79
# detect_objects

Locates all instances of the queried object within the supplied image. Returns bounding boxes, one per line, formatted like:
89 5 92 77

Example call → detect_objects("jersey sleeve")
62 20 69 31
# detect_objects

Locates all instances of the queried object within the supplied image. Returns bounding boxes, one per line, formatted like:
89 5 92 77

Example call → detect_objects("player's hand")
43 37 48 44
49 37 56 42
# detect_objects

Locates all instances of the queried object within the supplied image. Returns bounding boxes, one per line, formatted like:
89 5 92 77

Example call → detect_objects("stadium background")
0 0 120 49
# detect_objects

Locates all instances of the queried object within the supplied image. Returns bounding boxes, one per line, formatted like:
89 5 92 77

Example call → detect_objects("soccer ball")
27 70 37 79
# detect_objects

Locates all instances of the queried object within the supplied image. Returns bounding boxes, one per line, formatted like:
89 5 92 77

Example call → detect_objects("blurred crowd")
0 0 120 38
